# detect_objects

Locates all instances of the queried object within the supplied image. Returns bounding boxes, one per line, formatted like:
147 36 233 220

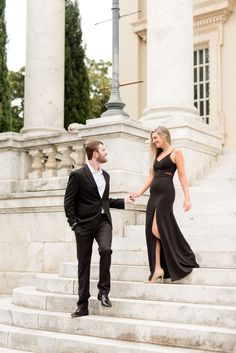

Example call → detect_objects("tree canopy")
86 58 111 119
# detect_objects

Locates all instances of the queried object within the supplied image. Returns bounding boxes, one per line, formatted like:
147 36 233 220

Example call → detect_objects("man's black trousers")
75 214 112 307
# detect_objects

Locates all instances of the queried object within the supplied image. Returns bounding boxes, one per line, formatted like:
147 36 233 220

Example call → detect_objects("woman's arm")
131 169 154 198
173 148 191 212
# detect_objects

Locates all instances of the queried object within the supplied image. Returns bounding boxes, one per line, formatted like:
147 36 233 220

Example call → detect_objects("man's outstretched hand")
125 192 136 204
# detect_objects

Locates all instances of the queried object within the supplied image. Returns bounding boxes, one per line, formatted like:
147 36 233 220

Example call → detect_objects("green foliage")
8 67 25 132
86 58 111 118
0 0 12 132
64 0 90 128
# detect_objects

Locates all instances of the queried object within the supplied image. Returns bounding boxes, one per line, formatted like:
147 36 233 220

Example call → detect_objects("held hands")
129 192 141 200
183 198 191 212
125 192 136 204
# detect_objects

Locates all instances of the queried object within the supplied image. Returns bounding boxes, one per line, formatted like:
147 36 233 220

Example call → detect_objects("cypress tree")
8 67 25 132
65 0 90 128
0 0 11 132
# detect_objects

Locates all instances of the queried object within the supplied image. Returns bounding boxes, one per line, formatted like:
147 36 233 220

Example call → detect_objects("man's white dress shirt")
87 163 106 213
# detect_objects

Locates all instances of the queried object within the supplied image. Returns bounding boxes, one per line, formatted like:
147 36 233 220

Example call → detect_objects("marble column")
22 0 65 135
141 0 222 180
142 0 198 126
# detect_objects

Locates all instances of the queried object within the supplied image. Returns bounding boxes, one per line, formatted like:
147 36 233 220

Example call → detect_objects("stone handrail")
27 141 85 179
0 132 86 193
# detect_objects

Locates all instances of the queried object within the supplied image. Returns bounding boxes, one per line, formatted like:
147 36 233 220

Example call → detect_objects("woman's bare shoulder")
173 147 182 154
172 148 183 163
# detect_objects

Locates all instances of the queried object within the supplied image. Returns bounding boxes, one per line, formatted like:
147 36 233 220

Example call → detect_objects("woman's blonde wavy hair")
150 126 172 169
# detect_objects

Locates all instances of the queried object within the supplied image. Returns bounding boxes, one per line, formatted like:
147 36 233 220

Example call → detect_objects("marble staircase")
0 153 236 352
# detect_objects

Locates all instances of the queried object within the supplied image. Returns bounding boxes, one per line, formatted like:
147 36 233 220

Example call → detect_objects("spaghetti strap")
169 148 175 163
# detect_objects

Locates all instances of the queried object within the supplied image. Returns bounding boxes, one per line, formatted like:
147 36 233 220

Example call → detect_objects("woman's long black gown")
146 151 199 281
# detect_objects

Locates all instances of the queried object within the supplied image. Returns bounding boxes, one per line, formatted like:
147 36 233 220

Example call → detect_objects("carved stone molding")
194 10 232 27
194 0 236 28
131 1 236 38
131 18 147 42
135 29 147 42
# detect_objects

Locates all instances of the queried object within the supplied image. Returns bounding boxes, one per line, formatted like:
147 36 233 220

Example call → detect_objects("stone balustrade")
0 132 86 194
27 142 85 179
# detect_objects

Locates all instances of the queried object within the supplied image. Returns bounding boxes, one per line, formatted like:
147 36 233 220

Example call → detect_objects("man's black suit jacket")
64 164 124 229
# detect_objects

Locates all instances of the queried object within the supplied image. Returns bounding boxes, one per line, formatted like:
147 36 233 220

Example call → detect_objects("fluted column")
22 0 65 135
142 0 198 126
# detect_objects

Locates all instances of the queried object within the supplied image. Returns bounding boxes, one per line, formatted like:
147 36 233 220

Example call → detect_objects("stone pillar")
22 0 65 136
142 0 198 125
141 0 223 179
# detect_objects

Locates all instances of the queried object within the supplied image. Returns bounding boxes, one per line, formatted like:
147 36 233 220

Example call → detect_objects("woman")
131 126 199 283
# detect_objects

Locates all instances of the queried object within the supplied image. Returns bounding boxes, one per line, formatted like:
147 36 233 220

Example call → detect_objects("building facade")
119 0 236 151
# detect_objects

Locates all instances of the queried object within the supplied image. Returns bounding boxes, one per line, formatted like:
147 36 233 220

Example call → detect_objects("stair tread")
61 264 236 272
37 272 236 288
0 324 215 353
1 299 236 334
11 287 236 310
0 348 34 353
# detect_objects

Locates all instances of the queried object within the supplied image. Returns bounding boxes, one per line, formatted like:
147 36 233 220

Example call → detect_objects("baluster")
42 147 57 177
71 144 86 169
57 145 73 176
28 149 43 179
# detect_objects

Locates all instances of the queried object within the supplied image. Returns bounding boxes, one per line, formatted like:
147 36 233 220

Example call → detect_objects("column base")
21 127 66 137
141 106 200 128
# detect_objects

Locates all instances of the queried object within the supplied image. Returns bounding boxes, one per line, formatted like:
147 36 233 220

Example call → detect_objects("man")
64 140 133 317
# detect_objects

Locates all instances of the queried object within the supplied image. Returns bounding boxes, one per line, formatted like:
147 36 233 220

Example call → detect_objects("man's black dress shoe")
97 293 112 307
71 306 89 318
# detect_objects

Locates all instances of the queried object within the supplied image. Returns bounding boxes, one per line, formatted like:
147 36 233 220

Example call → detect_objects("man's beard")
97 155 107 164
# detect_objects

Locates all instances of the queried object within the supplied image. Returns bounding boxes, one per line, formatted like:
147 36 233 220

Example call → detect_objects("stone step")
174 202 236 213
180 196 236 210
191 177 236 186
189 184 236 191
189 184 236 192
196 252 236 269
205 162 235 170
175 212 236 225
145 187 236 204
111 236 236 252
193 182 236 189
0 323 216 353
0 348 34 353
207 165 236 173
58 263 236 287
135 210 236 226
204 177 236 185
72 250 236 269
11 287 236 329
0 301 235 352
36 274 236 306
124 224 236 237
216 153 236 162
203 171 236 178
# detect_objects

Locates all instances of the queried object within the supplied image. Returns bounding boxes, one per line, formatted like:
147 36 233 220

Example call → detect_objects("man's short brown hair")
84 141 103 160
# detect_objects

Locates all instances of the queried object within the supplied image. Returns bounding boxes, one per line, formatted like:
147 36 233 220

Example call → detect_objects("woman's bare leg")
149 211 164 282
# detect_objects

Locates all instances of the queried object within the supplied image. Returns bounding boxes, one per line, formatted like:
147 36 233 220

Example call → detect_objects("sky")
5 0 112 71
